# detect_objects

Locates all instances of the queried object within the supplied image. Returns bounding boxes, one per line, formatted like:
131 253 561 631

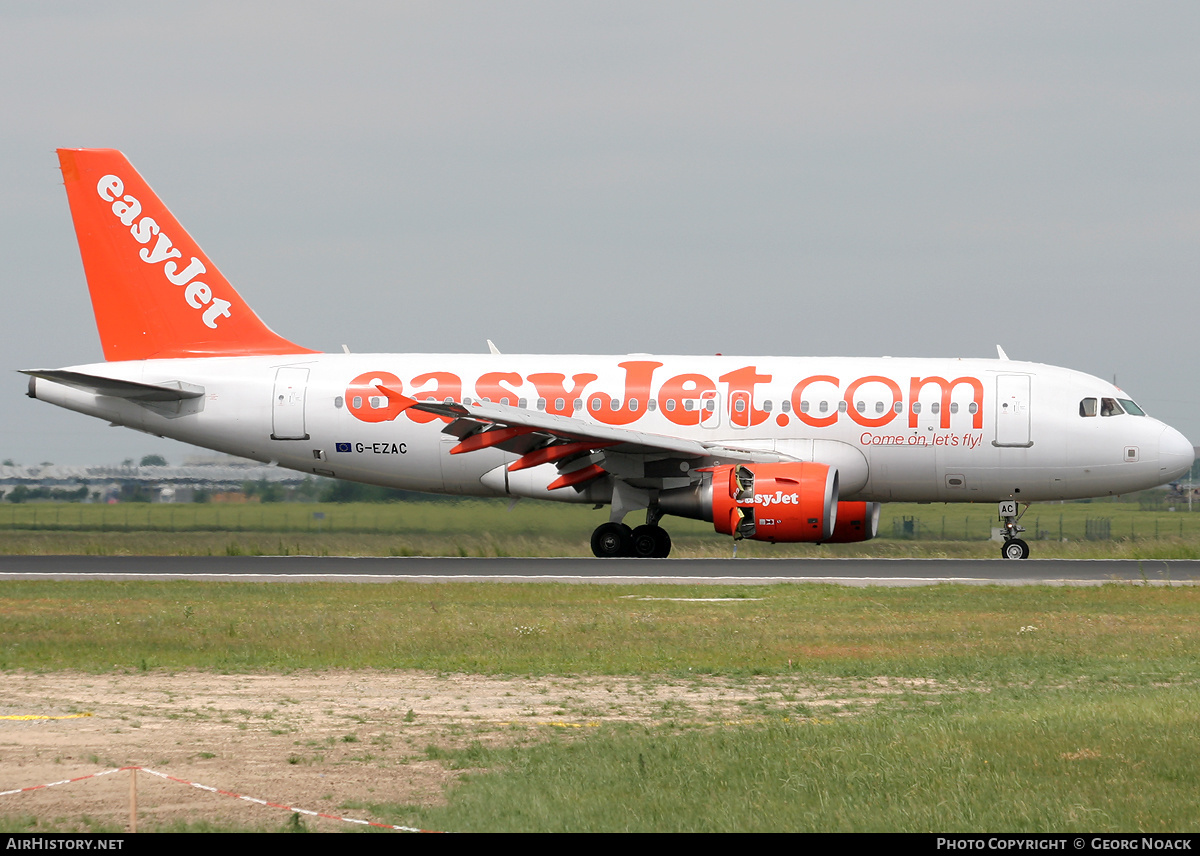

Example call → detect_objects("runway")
0 555 1196 586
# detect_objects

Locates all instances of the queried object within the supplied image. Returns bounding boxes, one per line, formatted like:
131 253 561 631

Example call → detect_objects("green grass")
2 498 1200 558
3 580 1200 831
387 685 1200 832
2 580 1199 678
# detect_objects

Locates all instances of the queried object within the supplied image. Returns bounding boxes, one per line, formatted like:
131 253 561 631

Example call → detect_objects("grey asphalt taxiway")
0 555 1196 586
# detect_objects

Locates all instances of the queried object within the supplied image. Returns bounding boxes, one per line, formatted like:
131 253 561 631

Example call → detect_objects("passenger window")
838 401 847 413
781 400 791 413
855 401 865 413
912 402 921 414
763 400 772 413
1079 398 1097 417
875 401 885 414
818 401 828 413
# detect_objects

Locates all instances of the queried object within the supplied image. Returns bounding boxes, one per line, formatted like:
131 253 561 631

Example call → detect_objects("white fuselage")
32 353 1194 506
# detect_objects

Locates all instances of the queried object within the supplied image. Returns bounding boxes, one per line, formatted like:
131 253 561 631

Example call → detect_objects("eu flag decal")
335 442 352 453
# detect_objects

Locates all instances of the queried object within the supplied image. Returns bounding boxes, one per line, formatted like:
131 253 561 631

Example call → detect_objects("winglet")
57 149 317 361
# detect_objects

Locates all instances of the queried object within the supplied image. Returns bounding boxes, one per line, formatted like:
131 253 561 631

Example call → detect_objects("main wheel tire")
630 525 660 558
591 522 632 558
1001 538 1030 560
651 526 672 558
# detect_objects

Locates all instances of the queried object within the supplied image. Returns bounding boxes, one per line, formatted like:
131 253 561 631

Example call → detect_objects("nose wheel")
1001 538 1030 560
998 500 1030 559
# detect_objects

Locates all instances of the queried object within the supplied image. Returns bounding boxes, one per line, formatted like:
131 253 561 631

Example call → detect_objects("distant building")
0 454 327 503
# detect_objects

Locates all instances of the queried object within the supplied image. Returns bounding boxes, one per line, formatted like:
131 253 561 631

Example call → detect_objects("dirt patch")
0 670 940 831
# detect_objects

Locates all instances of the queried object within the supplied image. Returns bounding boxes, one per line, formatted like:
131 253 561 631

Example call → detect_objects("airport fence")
1 500 1199 543
888 510 1198 542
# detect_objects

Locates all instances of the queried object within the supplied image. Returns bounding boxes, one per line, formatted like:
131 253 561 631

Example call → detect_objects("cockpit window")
1117 399 1145 416
1100 398 1124 417
1079 398 1097 417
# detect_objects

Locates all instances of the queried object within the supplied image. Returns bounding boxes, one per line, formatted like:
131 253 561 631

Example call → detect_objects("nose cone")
1159 425 1194 483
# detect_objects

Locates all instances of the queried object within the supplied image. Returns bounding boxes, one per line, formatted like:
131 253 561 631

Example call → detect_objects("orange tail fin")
57 148 317 361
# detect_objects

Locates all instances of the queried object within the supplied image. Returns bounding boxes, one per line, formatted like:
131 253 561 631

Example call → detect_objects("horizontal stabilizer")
21 369 204 402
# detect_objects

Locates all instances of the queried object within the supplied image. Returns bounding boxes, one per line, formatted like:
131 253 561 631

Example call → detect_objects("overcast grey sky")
2 1 1198 465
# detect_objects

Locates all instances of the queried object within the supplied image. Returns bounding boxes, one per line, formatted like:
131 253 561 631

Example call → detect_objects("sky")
2 2 1198 465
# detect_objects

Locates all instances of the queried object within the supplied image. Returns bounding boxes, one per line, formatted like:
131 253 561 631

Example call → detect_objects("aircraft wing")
379 384 793 491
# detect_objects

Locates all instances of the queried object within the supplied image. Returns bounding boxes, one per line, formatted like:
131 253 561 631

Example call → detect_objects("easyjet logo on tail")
96 174 233 329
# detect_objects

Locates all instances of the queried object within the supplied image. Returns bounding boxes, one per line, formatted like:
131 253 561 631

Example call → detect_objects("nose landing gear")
998 500 1029 559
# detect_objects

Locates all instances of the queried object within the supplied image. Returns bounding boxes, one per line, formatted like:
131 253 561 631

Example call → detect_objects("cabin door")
994 374 1031 447
272 367 310 440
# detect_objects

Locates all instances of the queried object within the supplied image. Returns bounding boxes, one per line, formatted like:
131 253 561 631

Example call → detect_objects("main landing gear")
590 521 672 558
998 500 1030 559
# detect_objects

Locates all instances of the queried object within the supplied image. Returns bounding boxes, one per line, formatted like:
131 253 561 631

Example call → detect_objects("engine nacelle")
826 501 881 543
707 462 839 542
658 464 880 544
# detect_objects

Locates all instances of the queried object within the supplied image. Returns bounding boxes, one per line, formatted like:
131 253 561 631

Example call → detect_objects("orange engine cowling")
710 462 839 542
826 501 881 543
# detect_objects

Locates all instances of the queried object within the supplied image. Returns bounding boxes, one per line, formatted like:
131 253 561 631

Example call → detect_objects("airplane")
22 149 1195 559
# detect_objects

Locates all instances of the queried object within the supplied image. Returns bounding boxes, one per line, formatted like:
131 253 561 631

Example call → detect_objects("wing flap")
378 383 797 465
